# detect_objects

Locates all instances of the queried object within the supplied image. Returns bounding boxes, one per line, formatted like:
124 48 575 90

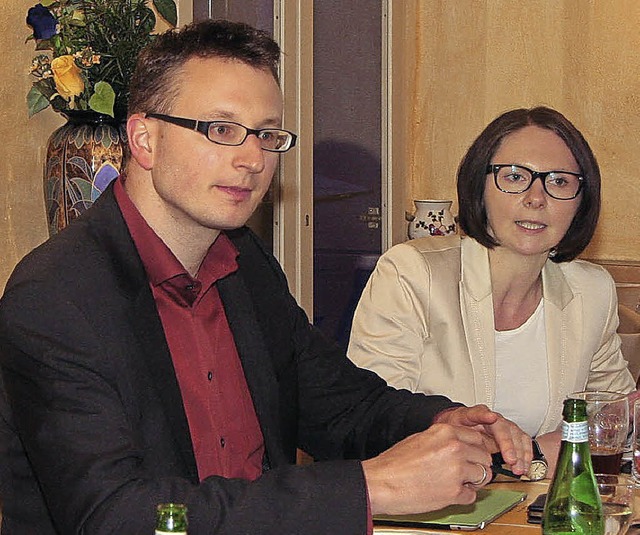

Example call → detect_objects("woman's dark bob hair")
456 106 600 263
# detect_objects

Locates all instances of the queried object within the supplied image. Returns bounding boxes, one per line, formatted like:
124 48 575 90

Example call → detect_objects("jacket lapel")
541 261 580 433
459 238 496 405
129 289 199 480
218 269 286 468
89 188 199 480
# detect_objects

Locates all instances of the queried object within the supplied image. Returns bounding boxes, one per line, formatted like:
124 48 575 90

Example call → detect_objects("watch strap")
532 438 546 462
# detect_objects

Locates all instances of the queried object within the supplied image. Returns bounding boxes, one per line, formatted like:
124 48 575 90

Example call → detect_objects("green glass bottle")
155 503 188 535
542 398 603 535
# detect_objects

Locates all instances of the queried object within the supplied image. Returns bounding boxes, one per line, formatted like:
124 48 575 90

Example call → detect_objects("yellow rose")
51 55 84 99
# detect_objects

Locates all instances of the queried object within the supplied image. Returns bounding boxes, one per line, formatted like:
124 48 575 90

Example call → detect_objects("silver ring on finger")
469 463 488 486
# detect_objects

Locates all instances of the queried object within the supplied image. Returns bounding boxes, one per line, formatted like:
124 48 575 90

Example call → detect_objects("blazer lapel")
459 238 496 406
129 289 199 480
218 270 286 467
541 261 581 433
90 189 198 480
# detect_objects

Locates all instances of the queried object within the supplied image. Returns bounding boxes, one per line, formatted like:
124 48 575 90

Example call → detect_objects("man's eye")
259 131 275 141
505 173 526 182
213 125 232 136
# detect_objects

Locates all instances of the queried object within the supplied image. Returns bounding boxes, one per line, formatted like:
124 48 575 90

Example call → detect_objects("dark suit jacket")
0 187 455 534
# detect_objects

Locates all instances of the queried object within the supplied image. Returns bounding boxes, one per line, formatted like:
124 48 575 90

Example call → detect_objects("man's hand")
362 423 494 515
435 404 533 476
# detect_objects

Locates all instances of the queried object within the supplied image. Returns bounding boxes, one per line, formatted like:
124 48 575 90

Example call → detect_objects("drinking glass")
632 399 640 484
596 473 634 535
568 391 629 474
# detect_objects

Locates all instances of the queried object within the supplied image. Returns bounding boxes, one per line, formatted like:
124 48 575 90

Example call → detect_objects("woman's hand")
534 430 561 478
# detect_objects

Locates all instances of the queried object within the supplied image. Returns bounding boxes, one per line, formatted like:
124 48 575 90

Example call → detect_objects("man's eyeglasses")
146 113 297 153
487 164 584 200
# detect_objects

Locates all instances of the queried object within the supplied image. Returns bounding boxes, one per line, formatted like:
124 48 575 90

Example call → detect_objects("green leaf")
27 86 51 117
41 0 56 7
152 0 177 26
88 81 116 117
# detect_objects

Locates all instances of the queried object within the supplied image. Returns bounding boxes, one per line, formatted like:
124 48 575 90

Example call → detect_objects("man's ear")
127 114 154 170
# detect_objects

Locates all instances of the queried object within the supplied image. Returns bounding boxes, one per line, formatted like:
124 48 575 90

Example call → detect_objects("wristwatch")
490 439 548 481
524 439 548 481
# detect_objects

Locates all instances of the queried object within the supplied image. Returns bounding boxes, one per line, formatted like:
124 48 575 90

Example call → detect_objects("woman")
348 107 635 466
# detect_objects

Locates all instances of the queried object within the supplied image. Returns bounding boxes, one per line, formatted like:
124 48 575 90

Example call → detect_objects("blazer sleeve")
582 267 635 394
347 243 433 392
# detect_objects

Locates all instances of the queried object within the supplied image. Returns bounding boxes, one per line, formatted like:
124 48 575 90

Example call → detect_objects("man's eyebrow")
203 110 283 127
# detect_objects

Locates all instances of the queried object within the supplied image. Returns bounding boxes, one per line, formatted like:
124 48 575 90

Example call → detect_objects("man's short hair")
456 106 601 263
127 19 281 117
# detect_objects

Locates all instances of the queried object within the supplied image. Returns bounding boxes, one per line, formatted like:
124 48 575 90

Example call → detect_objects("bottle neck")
561 419 589 443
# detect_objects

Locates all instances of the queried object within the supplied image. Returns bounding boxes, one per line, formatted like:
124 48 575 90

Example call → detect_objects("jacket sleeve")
347 243 434 392
583 266 636 394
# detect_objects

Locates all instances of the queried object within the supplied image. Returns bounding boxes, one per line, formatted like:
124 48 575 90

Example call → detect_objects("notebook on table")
373 488 527 531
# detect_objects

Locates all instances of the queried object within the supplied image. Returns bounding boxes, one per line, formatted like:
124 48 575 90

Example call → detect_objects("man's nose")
233 134 266 173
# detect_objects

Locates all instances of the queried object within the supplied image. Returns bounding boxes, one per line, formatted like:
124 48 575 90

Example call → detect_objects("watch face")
526 460 548 481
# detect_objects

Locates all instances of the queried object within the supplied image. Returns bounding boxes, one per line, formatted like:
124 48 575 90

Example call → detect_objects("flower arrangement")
26 0 177 119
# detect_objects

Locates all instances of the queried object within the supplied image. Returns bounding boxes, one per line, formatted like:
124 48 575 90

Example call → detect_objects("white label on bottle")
155 531 186 535
561 420 589 442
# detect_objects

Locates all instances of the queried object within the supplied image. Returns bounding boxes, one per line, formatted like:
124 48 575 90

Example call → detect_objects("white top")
493 300 549 436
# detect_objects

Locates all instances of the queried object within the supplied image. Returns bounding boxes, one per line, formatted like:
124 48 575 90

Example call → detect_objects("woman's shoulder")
388 235 462 258
556 258 616 291
375 236 463 284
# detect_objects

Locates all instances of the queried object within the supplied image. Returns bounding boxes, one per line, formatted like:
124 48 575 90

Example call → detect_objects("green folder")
374 488 527 531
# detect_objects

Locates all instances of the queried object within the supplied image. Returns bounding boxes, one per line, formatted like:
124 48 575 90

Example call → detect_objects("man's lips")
217 185 252 201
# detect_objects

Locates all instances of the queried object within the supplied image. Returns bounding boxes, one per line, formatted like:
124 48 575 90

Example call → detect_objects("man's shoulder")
3 191 139 303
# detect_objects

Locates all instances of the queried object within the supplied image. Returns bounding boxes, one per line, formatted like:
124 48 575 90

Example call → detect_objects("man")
0 20 531 534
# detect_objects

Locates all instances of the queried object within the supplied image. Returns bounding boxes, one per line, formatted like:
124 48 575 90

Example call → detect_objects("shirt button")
207 371 213 381
185 284 195 291
220 437 226 448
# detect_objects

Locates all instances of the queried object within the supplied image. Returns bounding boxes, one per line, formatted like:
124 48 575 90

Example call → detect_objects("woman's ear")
126 114 154 170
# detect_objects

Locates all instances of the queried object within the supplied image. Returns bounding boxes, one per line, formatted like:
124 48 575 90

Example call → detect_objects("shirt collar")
113 175 239 290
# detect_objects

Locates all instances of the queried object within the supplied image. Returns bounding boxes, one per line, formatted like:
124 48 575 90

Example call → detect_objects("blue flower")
26 4 58 40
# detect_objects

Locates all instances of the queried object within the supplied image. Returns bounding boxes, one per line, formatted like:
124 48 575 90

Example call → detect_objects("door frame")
278 0 409 319
183 0 410 319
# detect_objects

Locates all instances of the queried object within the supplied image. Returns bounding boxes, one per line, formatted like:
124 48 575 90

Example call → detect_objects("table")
373 478 548 534
374 476 640 534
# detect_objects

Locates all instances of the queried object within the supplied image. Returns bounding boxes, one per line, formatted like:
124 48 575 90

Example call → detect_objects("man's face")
145 56 282 235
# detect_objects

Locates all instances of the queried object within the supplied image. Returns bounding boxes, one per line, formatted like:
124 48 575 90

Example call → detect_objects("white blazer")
348 236 635 435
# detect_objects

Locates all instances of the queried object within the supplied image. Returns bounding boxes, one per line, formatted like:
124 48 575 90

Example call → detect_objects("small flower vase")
406 199 457 240
44 110 127 235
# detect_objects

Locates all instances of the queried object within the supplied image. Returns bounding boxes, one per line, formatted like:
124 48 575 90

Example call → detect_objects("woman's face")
484 125 581 260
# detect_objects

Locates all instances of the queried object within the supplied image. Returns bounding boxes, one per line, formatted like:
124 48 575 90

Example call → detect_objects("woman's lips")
516 220 547 230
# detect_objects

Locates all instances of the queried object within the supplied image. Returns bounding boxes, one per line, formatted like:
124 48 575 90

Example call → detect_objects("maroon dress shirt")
114 177 264 482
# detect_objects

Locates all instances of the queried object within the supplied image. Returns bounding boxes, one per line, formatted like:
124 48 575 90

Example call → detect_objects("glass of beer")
568 391 629 474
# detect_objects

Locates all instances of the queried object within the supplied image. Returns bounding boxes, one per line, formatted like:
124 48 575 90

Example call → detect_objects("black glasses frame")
487 164 584 200
146 113 297 152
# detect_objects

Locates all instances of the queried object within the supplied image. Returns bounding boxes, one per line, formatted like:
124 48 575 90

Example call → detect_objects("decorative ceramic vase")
44 110 126 235
406 199 457 240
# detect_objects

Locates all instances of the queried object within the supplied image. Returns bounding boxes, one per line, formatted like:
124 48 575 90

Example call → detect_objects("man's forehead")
172 57 284 122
